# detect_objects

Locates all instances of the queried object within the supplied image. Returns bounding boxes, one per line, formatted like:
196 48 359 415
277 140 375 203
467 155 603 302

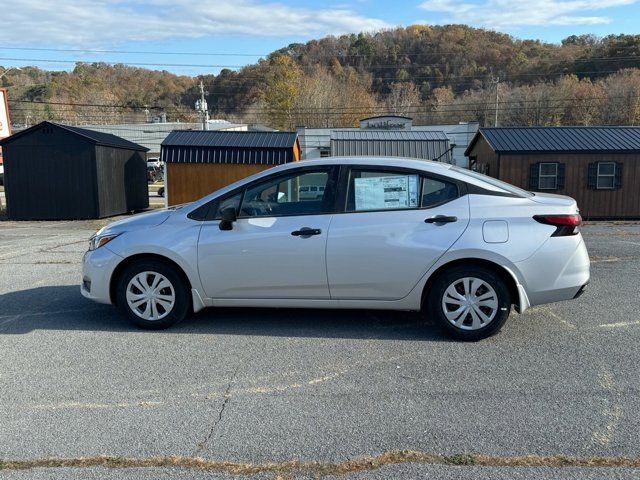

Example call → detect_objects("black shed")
0 121 149 220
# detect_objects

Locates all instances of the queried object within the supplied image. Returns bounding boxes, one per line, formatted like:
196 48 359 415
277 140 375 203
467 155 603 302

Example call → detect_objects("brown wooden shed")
161 130 300 205
465 127 640 219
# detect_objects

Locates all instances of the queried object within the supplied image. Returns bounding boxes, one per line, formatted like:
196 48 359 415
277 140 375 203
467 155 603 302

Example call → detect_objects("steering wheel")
258 199 273 216
242 198 273 216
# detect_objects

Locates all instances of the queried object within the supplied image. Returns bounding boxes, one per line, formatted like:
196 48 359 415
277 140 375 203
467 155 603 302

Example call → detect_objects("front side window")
347 170 420 212
538 163 558 190
213 193 242 220
597 162 615 189
240 170 330 217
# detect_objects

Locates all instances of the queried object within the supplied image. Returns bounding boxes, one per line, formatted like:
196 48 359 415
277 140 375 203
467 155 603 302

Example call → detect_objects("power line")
9 102 636 119
9 92 640 112
1 54 638 71
0 57 248 69
1 56 638 73
0 46 265 57
2 45 639 60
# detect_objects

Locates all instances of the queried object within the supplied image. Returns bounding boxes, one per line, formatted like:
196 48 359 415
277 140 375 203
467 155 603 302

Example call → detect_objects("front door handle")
291 227 322 237
425 215 458 224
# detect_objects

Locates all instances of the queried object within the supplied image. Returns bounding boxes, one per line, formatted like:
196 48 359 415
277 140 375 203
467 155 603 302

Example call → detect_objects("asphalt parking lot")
0 218 639 479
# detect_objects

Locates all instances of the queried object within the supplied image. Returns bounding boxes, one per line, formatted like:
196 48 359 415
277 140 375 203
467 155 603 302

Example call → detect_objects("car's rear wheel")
426 265 511 341
116 260 189 329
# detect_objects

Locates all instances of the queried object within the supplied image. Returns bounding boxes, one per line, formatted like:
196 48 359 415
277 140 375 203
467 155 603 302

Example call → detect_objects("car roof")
289 156 452 172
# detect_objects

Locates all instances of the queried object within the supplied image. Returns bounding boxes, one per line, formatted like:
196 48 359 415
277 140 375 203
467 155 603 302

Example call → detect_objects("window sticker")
354 175 418 211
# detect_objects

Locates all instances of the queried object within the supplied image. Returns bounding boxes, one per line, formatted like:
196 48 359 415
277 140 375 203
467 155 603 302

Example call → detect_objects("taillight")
533 214 582 237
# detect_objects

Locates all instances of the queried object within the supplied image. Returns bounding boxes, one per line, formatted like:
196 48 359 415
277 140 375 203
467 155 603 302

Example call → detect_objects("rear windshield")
451 166 533 198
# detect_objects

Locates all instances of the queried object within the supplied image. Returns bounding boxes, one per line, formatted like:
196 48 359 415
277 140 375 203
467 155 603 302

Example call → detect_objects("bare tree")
386 82 422 117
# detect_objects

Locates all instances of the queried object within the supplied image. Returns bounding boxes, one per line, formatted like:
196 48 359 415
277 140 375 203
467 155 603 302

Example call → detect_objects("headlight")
88 232 121 251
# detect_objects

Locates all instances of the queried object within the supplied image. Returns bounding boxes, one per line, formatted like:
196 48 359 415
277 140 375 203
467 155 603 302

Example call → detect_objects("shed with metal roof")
330 130 452 162
465 126 640 219
161 130 300 205
0 121 149 220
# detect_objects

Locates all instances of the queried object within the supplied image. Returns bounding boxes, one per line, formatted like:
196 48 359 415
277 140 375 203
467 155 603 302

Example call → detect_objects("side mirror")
218 207 237 231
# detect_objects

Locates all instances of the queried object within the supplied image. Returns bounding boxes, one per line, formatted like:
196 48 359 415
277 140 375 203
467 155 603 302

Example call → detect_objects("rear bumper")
515 234 590 307
573 281 589 299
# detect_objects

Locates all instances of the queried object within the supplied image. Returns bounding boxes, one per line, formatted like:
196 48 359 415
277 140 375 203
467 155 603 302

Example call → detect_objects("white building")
297 116 479 168
83 120 247 157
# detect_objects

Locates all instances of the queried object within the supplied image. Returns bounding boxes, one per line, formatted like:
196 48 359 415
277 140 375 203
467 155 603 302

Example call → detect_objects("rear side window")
347 170 420 212
421 177 458 208
451 165 533 198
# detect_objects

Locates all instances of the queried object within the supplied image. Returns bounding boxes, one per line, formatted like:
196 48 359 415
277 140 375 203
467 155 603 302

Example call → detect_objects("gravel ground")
0 218 639 479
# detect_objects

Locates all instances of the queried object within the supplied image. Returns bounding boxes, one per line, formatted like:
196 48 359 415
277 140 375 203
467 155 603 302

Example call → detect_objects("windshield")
451 166 534 198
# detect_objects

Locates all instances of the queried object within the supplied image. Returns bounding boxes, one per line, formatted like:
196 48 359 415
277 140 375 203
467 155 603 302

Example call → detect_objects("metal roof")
330 130 449 141
0 121 149 151
57 124 150 151
162 130 297 149
161 131 299 165
468 127 640 155
330 130 452 162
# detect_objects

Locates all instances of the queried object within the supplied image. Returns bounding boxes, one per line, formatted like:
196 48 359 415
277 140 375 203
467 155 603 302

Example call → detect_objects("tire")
116 260 190 330
425 265 511 341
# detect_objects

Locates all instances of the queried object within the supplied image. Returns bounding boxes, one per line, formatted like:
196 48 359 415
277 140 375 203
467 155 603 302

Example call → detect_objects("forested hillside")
2 25 640 129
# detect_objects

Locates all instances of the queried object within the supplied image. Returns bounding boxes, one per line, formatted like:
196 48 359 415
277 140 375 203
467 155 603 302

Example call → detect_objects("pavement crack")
196 364 240 452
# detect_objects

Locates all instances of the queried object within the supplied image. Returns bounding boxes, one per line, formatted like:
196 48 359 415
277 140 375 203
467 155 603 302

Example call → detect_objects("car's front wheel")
116 260 189 329
426 265 511 341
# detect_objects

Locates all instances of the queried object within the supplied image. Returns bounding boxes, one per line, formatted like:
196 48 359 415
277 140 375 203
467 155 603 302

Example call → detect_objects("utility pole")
492 76 500 127
195 80 209 131
0 67 18 80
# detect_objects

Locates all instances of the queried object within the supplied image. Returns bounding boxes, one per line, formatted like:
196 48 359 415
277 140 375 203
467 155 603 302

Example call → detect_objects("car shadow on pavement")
0 285 450 341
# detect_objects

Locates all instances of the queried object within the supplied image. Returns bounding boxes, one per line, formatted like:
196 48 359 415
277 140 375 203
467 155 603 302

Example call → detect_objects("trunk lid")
529 192 577 208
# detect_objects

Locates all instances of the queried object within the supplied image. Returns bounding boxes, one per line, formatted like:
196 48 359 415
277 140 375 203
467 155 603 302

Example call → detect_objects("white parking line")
617 240 640 247
598 320 640 328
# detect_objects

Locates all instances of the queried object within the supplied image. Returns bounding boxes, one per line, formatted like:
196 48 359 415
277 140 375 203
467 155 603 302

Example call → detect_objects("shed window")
538 163 558 190
596 162 616 189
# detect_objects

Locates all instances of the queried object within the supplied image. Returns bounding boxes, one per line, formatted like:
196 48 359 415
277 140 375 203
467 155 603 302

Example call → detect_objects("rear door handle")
291 227 322 237
425 215 458 224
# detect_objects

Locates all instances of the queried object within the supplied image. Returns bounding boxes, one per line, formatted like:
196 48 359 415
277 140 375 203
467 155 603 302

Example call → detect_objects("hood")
99 208 177 235
529 192 577 208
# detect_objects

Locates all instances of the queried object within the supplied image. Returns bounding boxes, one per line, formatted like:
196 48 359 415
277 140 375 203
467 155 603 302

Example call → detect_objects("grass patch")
445 453 476 465
1 452 639 475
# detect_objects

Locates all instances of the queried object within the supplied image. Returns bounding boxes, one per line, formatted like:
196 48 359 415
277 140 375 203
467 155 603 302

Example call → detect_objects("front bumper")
80 246 122 305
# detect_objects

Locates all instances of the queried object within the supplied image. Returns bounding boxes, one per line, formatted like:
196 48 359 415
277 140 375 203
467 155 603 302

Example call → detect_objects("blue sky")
0 0 638 76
